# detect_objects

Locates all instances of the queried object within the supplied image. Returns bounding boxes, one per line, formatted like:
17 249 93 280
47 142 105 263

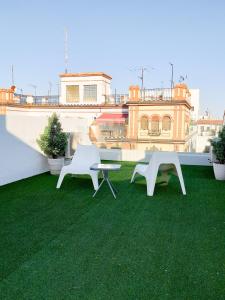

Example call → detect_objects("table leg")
92 170 118 199
104 170 117 199
92 177 105 198
109 180 118 194
106 178 117 199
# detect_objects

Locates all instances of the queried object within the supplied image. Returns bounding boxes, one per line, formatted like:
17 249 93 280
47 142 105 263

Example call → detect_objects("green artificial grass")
0 163 225 299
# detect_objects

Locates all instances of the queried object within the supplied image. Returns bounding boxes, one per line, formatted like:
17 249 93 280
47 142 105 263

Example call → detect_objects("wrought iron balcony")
148 130 161 136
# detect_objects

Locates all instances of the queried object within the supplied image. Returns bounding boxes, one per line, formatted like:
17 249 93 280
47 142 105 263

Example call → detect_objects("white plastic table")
90 163 121 199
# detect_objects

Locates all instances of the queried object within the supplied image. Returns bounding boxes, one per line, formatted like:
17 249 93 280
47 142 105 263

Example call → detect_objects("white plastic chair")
56 144 100 190
131 151 186 196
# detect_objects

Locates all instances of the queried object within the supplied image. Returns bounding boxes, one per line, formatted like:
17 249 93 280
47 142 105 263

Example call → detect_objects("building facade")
189 89 200 121
60 72 112 105
4 72 195 153
90 83 192 152
196 118 223 152
0 86 16 115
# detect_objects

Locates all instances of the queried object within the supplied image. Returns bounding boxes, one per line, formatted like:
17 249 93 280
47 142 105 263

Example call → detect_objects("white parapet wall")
0 107 94 186
99 149 211 166
0 116 49 186
0 106 212 186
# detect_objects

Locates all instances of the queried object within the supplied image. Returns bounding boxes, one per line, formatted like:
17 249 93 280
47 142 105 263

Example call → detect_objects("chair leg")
175 163 186 195
146 166 159 196
90 173 99 191
56 169 67 189
131 168 137 183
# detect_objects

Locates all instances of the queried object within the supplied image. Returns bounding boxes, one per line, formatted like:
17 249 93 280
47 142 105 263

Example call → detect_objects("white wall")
1 108 97 186
196 124 222 152
0 116 48 186
99 148 211 166
189 89 200 120
6 108 93 151
6 106 127 150
196 135 211 153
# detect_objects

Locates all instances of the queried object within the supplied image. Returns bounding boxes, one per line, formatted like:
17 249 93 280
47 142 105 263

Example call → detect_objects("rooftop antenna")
179 74 188 82
11 64 15 86
129 66 144 89
64 28 69 73
169 62 174 88
138 67 147 91
129 65 154 99
48 81 52 97
29 84 37 103
179 75 185 83
169 62 174 100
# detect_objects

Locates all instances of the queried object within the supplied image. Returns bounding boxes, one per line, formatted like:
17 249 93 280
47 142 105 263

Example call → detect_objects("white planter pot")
213 162 225 180
47 158 64 175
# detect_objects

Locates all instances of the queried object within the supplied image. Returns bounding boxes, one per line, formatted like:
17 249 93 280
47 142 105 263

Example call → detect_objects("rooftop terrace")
0 162 224 299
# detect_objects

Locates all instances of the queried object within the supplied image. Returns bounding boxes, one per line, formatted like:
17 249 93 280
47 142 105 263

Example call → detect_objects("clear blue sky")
0 0 225 117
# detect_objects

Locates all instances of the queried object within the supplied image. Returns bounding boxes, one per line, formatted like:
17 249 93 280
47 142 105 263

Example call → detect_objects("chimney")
129 85 140 101
173 83 190 101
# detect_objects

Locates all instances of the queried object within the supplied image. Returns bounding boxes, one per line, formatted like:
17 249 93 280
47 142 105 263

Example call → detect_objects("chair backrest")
71 144 100 169
147 151 180 172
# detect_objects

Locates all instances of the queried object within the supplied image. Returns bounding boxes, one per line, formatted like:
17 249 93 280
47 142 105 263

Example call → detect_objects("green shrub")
210 125 225 164
37 113 67 158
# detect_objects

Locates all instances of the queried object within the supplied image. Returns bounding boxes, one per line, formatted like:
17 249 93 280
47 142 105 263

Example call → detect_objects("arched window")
162 116 171 131
140 116 148 130
151 115 159 132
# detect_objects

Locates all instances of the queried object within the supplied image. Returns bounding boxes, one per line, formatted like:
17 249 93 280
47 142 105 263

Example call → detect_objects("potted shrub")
210 125 225 180
37 113 67 175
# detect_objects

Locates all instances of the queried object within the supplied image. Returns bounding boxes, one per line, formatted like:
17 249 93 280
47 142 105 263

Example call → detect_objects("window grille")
66 85 79 102
141 116 148 130
84 85 97 102
162 116 171 131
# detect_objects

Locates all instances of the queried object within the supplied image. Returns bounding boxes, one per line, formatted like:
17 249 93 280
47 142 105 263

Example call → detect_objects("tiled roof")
197 119 223 125
59 72 112 80
95 113 128 124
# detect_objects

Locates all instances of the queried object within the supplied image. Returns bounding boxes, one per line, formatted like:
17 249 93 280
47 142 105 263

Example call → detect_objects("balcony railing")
148 130 161 136
106 94 129 104
14 94 60 105
141 88 172 101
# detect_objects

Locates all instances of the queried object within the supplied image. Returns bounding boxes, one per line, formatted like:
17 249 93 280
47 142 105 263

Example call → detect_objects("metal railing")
141 88 172 101
148 130 161 136
14 94 60 105
106 94 129 104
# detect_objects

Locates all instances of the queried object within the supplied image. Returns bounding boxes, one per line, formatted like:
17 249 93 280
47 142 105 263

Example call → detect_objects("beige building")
127 87 192 151
91 83 192 152
0 86 16 115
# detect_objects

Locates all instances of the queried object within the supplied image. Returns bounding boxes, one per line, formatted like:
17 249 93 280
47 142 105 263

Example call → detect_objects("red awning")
96 113 128 124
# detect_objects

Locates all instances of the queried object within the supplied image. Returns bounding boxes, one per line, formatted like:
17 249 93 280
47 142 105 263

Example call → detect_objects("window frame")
66 85 80 103
83 84 97 102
